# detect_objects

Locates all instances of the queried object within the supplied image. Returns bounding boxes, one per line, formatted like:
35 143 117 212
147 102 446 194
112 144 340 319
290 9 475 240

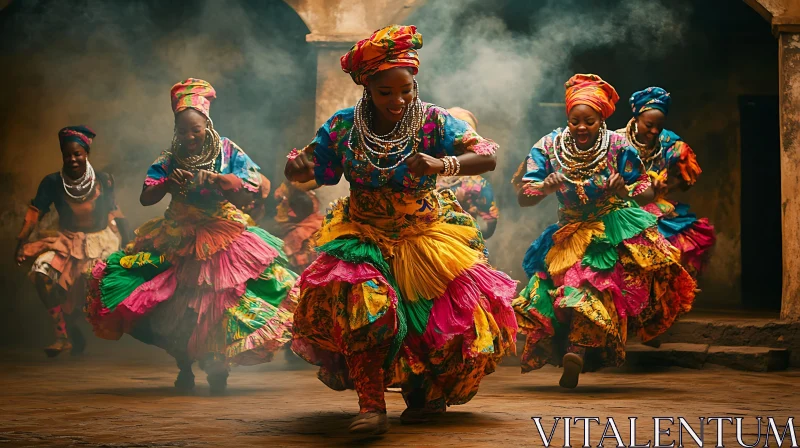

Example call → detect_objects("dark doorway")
739 95 782 310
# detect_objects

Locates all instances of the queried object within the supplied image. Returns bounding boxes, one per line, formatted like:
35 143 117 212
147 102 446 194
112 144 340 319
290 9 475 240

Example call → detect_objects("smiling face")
61 141 88 179
366 67 415 126
567 104 603 150
175 108 208 155
634 109 666 147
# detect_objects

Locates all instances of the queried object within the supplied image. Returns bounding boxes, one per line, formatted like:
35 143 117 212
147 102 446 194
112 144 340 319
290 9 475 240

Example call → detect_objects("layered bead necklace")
348 79 425 172
61 160 96 202
171 121 222 172
553 122 611 204
625 118 662 171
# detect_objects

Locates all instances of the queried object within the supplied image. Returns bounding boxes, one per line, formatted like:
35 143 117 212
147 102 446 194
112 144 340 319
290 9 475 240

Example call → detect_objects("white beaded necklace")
61 160 96 202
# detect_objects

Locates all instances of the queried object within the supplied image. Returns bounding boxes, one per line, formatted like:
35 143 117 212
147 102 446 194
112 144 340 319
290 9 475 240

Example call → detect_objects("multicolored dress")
618 129 715 277
273 182 324 271
22 172 123 313
290 104 518 409
511 129 696 372
436 175 499 238
86 138 298 367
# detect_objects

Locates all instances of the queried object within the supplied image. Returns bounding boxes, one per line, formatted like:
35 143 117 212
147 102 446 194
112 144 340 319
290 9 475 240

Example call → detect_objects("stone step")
655 315 800 366
626 343 790 372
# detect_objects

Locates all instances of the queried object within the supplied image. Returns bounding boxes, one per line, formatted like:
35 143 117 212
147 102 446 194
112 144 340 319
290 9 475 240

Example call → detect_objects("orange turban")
340 25 423 86
170 78 216 117
564 74 619 120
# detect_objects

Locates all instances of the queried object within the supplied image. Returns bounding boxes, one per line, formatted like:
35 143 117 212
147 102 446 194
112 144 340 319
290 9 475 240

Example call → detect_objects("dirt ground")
0 336 797 448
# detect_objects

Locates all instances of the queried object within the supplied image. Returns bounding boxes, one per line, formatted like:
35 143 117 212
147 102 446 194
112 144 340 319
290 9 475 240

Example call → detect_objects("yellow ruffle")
316 189 482 302
545 220 605 275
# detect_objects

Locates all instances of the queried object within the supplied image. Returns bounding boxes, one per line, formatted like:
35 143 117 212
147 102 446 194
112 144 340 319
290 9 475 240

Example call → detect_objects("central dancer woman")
284 25 517 435
511 74 695 389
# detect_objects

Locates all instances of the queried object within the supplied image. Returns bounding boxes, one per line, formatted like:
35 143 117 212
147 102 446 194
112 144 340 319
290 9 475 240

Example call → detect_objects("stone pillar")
308 34 363 128
307 34 362 206
780 32 800 321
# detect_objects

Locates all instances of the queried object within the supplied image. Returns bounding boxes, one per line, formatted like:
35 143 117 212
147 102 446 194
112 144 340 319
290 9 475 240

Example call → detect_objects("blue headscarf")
58 125 96 151
629 87 671 117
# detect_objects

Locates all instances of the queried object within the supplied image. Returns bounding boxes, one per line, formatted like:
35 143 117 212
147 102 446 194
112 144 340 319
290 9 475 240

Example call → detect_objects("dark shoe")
559 352 584 389
69 326 87 356
174 370 196 394
400 406 446 424
349 411 389 435
207 371 229 396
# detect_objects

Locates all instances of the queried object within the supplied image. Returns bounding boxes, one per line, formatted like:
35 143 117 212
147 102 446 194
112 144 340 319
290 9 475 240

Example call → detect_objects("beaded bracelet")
440 156 461 176
450 156 461 175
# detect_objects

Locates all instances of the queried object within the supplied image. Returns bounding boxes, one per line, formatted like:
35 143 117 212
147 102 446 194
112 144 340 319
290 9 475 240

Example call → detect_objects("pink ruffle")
187 231 282 356
198 230 279 292
298 253 392 289
641 202 665 217
91 259 107 279
114 267 179 331
668 218 716 274
423 263 517 352
559 261 648 319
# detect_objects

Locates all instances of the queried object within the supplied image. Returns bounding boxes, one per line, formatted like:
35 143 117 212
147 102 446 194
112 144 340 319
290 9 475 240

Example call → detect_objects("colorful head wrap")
170 78 216 117
447 107 478 130
340 25 423 86
564 74 619 120
58 125 96 150
629 87 671 117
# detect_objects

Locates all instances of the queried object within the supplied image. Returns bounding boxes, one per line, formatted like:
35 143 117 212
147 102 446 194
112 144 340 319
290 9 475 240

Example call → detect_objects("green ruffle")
99 251 170 311
520 274 561 331
247 264 298 308
601 206 657 246
316 238 412 369
582 235 618 271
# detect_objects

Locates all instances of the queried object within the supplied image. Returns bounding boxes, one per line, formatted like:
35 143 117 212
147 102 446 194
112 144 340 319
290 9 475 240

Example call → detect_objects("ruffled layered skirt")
24 222 121 314
644 199 715 278
85 201 297 367
290 188 517 409
513 204 696 372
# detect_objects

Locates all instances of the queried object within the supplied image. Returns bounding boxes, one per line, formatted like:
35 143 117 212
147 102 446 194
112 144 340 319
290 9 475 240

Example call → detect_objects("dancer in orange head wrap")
511 74 696 389
285 25 517 435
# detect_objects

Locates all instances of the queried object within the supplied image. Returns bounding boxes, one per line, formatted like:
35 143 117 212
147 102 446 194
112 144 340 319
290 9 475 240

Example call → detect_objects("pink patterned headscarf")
170 78 216 117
